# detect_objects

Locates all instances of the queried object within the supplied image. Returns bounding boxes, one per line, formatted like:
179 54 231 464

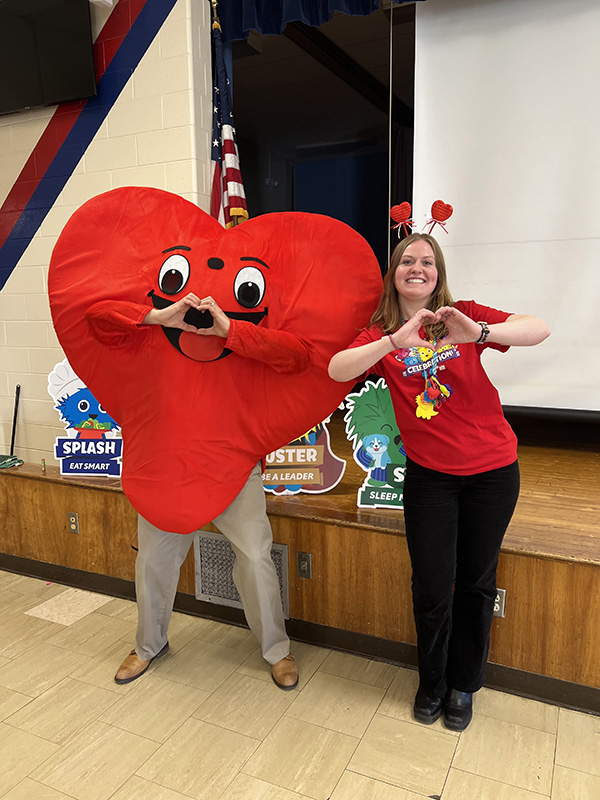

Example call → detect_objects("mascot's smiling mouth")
148 291 267 362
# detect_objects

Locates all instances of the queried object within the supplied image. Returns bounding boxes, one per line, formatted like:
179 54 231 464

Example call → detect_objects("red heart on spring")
431 200 453 222
390 202 412 224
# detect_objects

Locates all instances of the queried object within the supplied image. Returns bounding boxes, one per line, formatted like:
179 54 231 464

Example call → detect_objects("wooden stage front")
1 411 599 708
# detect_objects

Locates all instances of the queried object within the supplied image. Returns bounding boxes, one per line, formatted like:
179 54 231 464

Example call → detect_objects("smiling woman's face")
393 239 438 306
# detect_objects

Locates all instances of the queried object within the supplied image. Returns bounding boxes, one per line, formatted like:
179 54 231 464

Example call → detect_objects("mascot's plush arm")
86 300 309 374
85 300 150 345
226 319 309 375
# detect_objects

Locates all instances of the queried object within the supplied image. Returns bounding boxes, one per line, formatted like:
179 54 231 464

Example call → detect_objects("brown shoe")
271 654 299 690
114 642 169 685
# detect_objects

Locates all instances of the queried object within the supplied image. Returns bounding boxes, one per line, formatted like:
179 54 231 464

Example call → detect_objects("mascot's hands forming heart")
49 187 382 533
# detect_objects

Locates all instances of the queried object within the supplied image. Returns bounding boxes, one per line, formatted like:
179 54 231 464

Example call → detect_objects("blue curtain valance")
218 0 424 43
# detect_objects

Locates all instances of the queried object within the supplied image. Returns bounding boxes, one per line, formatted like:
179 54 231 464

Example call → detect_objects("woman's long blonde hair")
370 233 454 340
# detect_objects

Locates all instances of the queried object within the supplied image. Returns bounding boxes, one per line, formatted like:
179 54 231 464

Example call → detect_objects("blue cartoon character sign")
48 359 122 476
344 377 406 509
262 418 346 495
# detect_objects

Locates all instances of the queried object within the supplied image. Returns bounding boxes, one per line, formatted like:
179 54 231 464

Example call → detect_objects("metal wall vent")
193 530 289 619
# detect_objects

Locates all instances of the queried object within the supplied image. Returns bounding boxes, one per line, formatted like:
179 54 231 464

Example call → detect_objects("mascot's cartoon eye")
98 403 106 414
234 266 265 308
78 399 90 413
158 254 190 295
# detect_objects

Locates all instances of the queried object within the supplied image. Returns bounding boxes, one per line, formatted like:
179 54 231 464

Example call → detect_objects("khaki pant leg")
135 515 194 661
213 463 290 665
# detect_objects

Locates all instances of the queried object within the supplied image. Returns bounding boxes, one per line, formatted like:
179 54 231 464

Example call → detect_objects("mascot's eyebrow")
241 256 270 269
162 245 191 254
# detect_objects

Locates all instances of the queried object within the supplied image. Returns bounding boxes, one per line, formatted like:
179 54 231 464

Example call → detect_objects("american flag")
210 21 248 228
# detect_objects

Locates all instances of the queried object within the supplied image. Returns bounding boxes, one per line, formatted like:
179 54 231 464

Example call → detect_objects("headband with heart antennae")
390 200 453 238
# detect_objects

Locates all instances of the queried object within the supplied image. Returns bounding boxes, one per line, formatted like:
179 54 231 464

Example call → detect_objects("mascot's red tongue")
49 187 382 533
179 332 227 361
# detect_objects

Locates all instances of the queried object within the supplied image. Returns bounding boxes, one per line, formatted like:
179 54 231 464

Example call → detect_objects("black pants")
403 457 520 700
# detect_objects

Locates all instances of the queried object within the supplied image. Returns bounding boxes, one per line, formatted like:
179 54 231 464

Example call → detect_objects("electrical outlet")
297 552 312 579
67 512 79 534
493 588 506 617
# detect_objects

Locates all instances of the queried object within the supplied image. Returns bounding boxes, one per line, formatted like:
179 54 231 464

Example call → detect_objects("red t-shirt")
349 300 517 475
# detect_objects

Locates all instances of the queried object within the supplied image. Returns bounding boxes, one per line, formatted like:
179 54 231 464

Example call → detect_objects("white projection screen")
413 0 600 410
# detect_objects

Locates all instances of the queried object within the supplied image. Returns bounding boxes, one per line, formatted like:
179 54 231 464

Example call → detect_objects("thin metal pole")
9 384 20 456
387 2 394 270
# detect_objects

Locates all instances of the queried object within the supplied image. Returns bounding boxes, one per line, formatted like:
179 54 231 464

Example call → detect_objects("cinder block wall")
0 0 212 464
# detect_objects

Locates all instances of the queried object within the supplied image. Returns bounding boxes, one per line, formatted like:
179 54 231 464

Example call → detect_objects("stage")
1 410 599 710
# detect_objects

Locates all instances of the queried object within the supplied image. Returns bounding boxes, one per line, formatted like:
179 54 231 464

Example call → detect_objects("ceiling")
231 3 415 162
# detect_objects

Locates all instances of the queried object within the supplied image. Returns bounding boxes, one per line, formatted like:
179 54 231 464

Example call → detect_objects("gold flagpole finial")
211 0 220 27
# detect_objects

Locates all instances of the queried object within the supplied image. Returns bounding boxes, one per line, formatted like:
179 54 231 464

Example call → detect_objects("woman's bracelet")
476 321 490 344
383 333 396 351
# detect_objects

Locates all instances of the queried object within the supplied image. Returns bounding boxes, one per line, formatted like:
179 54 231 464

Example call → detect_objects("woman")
328 233 550 730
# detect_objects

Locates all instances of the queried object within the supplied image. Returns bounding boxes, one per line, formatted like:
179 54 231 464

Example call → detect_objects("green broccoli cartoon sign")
343 377 406 509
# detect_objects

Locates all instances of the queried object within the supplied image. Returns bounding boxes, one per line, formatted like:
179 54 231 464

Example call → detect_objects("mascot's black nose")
207 258 224 270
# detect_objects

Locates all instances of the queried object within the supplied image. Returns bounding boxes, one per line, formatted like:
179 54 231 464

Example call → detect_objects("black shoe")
443 688 473 731
413 687 444 724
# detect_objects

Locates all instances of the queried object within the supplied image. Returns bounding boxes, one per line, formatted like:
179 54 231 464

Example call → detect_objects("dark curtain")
218 0 424 43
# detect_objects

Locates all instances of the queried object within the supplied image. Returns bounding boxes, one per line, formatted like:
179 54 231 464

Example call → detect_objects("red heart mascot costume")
49 187 382 687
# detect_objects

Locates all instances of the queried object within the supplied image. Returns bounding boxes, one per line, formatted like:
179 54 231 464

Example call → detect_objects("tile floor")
0 569 598 800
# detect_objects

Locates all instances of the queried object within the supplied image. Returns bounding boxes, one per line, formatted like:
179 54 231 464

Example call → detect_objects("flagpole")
387 2 394 272
211 0 219 26
209 0 249 227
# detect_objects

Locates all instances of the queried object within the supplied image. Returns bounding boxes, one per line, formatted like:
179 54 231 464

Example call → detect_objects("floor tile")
0 571 27 590
242 716 358 800
552 765 600 799
330 771 424 799
68 638 162 694
6 575 68 600
0 582 67 616
110 774 203 799
452 714 555 794
319 651 398 689
99 674 210 742
0 613 65 659
0 590 39 624
194 619 262 656
0 724 60 797
6 677 118 744
137 717 259 800
193 672 295 739
0 686 32 721
219 774 311 799
442 768 548 799
476 687 559 733
163 611 216 649
31 721 159 800
43 611 136 656
1 777 75 799
5 575 49 591
555 708 600 777
25 587 112 625
285 671 385 738
0 643 91 697
238 641 329 690
94 596 139 622
377 667 457 734
348 714 456 796
118 610 218 654
154 636 250 692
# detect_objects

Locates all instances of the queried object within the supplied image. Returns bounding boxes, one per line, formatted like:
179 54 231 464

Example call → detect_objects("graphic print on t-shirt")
394 343 460 420
395 343 461 378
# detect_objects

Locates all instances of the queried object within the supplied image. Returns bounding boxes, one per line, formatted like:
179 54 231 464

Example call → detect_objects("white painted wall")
0 0 213 463
414 0 600 410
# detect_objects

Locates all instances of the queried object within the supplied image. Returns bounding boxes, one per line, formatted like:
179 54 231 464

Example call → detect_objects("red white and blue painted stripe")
0 0 178 292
